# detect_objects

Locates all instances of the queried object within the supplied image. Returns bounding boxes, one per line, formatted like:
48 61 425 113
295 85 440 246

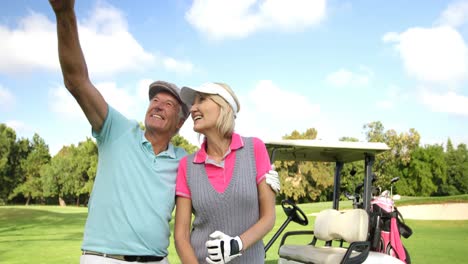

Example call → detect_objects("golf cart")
263 139 406 264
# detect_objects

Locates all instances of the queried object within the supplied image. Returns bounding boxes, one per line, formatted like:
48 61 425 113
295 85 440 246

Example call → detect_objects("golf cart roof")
265 140 389 163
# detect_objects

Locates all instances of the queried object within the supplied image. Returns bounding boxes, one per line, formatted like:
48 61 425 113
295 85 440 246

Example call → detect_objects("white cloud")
421 90 468 116
137 79 154 102
325 68 371 88
178 80 348 146
50 82 139 119
0 12 57 74
98 82 140 117
5 120 29 133
383 3 468 120
180 80 384 145
186 0 327 40
247 80 320 117
162 57 194 74
436 0 468 27
232 80 325 141
49 86 84 119
75 4 154 75
0 4 192 75
259 0 327 29
186 0 263 39
383 26 468 83
0 85 15 110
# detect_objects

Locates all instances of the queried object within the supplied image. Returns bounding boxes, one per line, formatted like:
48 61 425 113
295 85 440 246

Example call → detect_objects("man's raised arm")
50 0 107 132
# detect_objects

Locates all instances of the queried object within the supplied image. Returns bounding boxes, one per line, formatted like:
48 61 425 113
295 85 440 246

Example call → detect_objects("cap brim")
180 83 221 104
180 87 198 106
149 85 179 103
181 83 239 115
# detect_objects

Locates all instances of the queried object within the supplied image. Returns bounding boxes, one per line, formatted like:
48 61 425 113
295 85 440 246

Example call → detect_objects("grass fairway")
1 199 467 263
403 219 468 263
0 206 87 264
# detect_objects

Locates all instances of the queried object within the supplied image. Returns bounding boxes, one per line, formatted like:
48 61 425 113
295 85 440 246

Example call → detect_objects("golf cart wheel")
281 199 308 226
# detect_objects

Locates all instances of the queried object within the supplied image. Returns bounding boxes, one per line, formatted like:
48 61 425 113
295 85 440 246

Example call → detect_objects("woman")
174 82 276 263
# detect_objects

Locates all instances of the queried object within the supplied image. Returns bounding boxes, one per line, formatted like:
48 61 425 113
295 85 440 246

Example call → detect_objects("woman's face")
190 93 220 134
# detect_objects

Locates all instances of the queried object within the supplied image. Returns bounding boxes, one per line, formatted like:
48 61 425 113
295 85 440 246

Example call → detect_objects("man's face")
145 91 184 135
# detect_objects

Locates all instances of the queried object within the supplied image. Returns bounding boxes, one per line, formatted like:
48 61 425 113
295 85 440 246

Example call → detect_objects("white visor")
181 83 239 115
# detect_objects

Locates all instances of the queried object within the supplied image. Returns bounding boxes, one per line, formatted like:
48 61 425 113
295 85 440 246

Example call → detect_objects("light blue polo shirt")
81 106 187 256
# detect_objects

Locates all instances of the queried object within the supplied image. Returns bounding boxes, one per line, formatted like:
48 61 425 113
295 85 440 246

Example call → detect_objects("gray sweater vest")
186 137 264 263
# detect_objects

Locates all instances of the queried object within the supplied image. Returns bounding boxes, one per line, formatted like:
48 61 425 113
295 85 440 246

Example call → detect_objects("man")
48 0 189 263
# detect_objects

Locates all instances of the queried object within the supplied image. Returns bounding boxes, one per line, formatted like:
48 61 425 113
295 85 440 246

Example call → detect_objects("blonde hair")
208 83 240 138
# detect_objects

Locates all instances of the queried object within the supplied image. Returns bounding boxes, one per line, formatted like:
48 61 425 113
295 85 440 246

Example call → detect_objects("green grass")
1 197 467 264
402 220 468 263
0 206 86 264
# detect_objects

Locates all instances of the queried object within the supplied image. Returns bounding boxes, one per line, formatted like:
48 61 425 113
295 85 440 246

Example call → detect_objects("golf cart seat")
278 209 370 264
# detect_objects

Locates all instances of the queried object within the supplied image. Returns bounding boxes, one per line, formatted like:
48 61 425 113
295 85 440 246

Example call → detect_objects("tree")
446 138 454 152
42 145 78 206
278 160 333 202
171 134 198 154
74 138 98 205
8 138 31 204
338 137 364 195
363 122 396 189
363 121 421 193
454 144 468 194
404 145 446 196
41 139 98 206
442 142 468 195
276 128 333 202
10 134 50 205
339 137 359 142
284 128 318 140
0 124 19 203
363 121 385 143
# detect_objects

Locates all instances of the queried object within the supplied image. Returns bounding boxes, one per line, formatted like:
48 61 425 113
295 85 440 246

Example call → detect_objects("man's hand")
265 165 280 194
205 231 243 264
49 0 75 14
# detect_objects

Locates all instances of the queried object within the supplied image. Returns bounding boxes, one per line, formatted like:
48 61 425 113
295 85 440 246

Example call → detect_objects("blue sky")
1 0 468 155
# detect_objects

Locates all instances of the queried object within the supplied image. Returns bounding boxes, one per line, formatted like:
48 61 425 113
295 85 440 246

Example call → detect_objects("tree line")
275 122 468 203
1 121 467 206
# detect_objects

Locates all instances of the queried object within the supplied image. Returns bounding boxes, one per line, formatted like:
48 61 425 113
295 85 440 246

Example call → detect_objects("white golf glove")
205 231 243 264
265 165 280 194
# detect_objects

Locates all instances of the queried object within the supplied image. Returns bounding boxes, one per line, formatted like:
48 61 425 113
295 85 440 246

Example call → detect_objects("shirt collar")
141 132 176 158
193 133 244 164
